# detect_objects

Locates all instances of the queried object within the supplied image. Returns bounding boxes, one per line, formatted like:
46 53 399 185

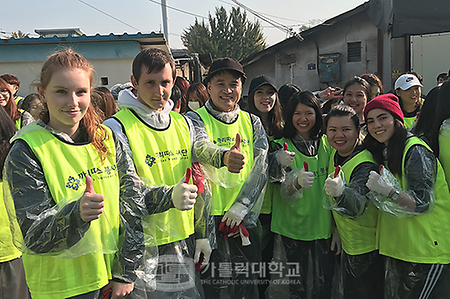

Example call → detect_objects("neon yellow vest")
15 96 24 105
438 125 450 188
114 109 194 246
196 107 254 215
404 116 416 130
0 180 22 263
378 137 450 263
14 124 119 299
328 149 379 255
271 136 332 240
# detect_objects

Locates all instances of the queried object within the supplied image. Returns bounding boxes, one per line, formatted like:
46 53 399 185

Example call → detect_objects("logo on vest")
66 176 81 191
213 136 250 147
146 154 156 167
145 149 189 167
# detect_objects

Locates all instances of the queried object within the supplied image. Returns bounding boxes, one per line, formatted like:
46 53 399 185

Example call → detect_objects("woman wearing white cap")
394 73 423 129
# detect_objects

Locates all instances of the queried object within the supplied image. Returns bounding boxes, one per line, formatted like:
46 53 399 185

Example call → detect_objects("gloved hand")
324 176 345 198
224 224 251 246
276 142 295 167
366 170 392 197
219 202 248 233
172 169 198 211
194 238 212 271
297 162 314 189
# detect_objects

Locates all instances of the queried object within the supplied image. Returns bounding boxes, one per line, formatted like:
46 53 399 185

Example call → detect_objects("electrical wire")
218 0 308 24
230 0 303 41
77 0 140 31
148 0 207 19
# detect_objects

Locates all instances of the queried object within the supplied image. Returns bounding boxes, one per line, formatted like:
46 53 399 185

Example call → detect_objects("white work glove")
276 142 295 167
297 167 314 189
219 202 248 232
194 239 212 271
324 176 345 198
172 169 198 211
366 170 392 197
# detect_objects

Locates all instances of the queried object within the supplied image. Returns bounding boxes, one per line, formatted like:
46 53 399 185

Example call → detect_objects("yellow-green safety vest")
196 107 254 215
114 109 194 246
378 136 450 263
13 124 120 299
0 180 22 263
271 136 332 240
328 148 379 255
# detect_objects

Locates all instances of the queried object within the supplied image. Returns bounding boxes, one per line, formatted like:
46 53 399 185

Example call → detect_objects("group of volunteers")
1 45 450 299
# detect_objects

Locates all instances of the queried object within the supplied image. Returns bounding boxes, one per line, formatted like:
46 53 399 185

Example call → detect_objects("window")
347 42 361 62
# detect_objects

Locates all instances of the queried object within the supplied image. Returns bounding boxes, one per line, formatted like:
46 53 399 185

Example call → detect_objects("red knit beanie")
364 93 404 124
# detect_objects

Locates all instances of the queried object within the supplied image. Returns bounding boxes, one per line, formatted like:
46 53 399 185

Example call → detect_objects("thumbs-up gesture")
297 161 314 189
172 168 198 211
276 142 295 167
80 176 105 223
223 133 246 174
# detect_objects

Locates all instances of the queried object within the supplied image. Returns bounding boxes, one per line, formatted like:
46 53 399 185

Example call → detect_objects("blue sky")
1 0 367 48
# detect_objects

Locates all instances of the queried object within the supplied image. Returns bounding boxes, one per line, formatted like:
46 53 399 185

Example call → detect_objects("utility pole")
161 0 170 47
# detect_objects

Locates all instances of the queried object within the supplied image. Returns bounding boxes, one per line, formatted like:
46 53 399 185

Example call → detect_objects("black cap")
204 58 246 84
248 75 277 94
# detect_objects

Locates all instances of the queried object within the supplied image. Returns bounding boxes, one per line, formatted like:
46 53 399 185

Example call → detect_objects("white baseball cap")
394 74 423 91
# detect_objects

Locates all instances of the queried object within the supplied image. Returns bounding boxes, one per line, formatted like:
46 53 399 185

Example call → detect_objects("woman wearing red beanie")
363 94 450 298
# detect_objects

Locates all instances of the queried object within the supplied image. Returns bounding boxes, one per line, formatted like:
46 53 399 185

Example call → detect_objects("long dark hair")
0 106 17 179
283 91 323 140
364 114 407 178
246 84 283 139
0 78 20 123
414 86 439 146
431 80 450 157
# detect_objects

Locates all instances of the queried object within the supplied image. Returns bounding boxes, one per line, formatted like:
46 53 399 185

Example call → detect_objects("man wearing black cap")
186 58 268 298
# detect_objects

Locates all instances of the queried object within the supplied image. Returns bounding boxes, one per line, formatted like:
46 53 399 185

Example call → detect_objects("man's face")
207 71 243 112
131 63 174 111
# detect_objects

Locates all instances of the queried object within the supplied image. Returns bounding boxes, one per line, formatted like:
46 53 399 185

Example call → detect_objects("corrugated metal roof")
0 31 165 45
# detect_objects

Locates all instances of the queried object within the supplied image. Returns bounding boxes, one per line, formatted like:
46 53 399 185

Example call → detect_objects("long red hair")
38 49 109 160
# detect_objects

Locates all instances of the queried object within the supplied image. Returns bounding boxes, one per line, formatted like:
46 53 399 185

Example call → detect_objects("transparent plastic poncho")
186 101 269 229
2 121 189 285
105 95 215 296
323 162 377 219
366 144 437 218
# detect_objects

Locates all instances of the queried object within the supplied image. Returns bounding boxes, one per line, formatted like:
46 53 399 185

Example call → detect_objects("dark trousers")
384 257 450 299
281 236 334 299
0 257 31 299
201 216 262 299
340 250 384 299
259 213 275 299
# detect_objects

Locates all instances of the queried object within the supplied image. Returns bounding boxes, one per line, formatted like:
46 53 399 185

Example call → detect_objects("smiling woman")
323 104 382 298
363 93 450 298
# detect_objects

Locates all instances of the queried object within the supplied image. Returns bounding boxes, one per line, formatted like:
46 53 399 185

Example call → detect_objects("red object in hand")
379 165 384 174
334 165 341 178
283 142 288 151
191 163 204 193
102 288 111 299
303 161 309 171
195 253 205 272
184 168 192 184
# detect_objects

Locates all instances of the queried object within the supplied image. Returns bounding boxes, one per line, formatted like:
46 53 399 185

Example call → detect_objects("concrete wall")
243 10 380 93
0 58 135 97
